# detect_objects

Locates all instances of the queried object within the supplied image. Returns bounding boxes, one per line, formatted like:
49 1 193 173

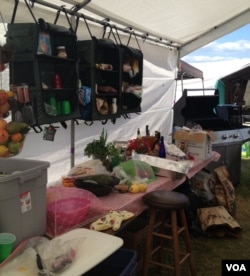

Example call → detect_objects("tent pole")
70 119 75 168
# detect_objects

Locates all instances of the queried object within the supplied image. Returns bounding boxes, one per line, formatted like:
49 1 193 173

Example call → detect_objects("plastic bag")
39 238 85 274
46 186 108 237
0 247 38 275
190 169 216 204
67 159 109 177
113 160 156 183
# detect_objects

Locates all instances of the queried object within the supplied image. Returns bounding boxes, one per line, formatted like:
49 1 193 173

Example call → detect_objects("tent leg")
70 119 75 168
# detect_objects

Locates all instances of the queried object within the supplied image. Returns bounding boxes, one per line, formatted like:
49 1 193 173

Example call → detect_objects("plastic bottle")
159 136 166 158
111 98 117 114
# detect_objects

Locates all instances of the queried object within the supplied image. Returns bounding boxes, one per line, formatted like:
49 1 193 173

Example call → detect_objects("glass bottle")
146 125 150 136
159 136 166 158
137 128 141 139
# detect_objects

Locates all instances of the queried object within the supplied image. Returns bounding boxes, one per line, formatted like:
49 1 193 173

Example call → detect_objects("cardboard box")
134 154 192 179
174 129 217 160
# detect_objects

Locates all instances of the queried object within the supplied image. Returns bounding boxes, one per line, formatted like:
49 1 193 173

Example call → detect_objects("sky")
182 23 250 86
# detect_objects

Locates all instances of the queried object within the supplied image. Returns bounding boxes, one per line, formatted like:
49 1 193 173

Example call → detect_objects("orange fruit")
0 91 8 104
0 102 10 114
0 128 9 144
11 132 23 142
0 119 7 129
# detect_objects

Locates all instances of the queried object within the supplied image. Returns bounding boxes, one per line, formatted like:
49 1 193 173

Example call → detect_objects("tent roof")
178 60 203 80
220 64 250 82
1 0 250 57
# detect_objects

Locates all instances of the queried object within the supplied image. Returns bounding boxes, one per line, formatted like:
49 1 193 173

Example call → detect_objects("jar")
57 46 67 58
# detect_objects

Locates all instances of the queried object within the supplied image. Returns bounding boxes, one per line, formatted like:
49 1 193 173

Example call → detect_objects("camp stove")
174 88 250 185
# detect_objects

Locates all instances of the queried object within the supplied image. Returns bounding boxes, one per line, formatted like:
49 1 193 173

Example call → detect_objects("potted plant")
84 129 119 167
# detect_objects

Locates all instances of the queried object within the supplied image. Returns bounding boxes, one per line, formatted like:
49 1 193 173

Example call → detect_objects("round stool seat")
143 190 189 210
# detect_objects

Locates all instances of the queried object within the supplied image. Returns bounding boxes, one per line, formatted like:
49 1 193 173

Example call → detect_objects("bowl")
47 197 90 227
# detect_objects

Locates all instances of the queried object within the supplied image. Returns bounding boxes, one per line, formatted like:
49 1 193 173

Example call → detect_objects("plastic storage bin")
85 248 137 276
0 158 50 247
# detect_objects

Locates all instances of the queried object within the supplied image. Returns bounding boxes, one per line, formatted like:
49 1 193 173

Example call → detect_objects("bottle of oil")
159 136 166 158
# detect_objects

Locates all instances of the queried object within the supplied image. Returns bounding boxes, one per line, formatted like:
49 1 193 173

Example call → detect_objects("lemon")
129 184 140 194
138 183 147 192
0 145 8 156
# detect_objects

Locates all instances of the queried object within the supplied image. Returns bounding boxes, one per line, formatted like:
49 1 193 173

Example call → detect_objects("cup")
53 74 62 89
61 101 71 115
0 233 16 262
48 97 58 116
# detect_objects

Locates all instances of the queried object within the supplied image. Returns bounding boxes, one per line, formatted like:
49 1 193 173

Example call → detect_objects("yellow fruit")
138 183 147 192
6 91 14 98
0 145 9 156
129 184 140 194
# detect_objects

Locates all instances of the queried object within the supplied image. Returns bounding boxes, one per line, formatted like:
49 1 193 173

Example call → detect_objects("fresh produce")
114 180 147 194
0 119 30 157
0 89 14 118
78 174 117 186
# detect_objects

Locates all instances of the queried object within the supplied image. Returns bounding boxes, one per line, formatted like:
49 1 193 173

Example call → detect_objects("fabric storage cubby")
7 20 80 126
120 45 143 115
78 38 122 121
78 38 143 122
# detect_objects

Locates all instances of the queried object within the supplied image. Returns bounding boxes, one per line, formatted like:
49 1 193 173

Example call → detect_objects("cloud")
183 55 240 63
197 40 250 52
212 40 250 51
184 39 250 63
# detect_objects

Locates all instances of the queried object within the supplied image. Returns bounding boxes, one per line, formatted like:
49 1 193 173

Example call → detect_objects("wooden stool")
142 190 197 276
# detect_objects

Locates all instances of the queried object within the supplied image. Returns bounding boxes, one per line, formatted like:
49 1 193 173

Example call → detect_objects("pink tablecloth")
98 151 220 217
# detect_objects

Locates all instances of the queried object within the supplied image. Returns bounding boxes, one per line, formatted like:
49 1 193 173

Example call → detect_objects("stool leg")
143 207 156 276
158 209 167 265
171 210 181 276
179 209 197 276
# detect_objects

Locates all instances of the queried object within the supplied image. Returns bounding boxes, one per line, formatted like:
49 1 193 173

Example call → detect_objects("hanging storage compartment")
6 20 80 126
78 38 122 121
120 45 143 115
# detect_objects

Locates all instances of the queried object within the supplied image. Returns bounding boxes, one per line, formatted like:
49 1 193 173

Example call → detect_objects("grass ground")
148 158 250 276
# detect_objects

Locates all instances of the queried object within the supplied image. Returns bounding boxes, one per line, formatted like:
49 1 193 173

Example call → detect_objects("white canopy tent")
1 0 250 56
0 0 250 184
